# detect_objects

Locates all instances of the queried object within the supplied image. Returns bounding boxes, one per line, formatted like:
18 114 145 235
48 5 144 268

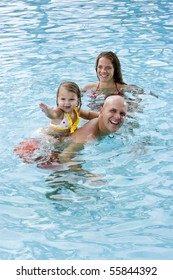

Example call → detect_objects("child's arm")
39 102 61 119
79 108 99 120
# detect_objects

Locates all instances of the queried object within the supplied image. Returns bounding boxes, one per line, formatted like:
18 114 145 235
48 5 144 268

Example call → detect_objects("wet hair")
95 51 126 84
56 81 82 108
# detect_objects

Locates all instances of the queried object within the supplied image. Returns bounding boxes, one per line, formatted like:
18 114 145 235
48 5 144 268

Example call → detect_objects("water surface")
0 0 173 260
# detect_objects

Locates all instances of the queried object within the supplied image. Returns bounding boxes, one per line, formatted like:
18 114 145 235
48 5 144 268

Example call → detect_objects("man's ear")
100 106 103 114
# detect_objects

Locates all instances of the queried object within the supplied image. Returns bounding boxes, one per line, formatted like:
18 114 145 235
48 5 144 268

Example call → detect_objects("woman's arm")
120 84 144 94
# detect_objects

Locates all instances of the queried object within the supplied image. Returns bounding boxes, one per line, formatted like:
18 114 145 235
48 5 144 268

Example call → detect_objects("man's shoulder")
81 118 97 129
72 118 98 143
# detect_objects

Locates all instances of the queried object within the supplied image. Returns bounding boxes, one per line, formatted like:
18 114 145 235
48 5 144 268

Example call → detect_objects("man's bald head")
103 95 128 111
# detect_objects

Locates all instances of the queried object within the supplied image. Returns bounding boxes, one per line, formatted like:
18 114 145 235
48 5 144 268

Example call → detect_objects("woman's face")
96 57 114 83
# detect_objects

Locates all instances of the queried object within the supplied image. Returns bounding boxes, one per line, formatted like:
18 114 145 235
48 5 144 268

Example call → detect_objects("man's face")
100 97 127 133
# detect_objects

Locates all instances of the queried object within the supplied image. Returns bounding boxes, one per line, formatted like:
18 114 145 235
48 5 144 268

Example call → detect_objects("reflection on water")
45 171 82 199
85 87 144 111
45 167 106 201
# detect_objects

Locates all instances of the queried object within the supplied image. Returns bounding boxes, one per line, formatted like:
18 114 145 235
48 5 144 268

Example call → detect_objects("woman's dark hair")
95 51 126 84
56 81 82 108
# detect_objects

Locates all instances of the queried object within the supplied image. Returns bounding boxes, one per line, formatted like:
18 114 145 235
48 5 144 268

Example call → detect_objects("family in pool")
14 51 143 170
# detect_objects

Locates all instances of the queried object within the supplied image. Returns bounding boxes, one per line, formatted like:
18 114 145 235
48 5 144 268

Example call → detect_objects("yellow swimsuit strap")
66 107 80 134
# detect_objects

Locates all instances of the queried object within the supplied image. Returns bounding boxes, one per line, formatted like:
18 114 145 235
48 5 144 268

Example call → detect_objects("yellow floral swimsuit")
50 107 80 134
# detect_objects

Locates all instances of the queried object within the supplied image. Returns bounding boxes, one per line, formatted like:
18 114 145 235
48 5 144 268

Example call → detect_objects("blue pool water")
0 0 173 260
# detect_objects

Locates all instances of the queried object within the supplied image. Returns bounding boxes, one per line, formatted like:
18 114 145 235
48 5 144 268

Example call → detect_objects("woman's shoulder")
81 82 98 92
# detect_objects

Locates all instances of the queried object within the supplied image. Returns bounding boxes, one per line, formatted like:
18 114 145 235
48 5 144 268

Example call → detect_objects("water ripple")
1 0 173 260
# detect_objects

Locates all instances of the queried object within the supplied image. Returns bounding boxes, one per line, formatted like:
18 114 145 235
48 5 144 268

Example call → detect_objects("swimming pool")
0 0 173 260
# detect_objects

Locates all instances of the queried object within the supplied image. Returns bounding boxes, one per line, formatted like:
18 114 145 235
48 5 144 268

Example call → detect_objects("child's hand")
39 102 51 116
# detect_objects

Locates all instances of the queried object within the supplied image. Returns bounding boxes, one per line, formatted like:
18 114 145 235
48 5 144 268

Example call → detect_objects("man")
38 95 128 169
14 95 127 169
71 94 127 142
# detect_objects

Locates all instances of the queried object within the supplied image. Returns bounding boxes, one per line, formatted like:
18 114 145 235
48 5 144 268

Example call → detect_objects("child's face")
58 87 78 112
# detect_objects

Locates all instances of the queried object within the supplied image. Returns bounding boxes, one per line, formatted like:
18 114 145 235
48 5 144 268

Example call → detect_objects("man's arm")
58 142 84 171
58 142 101 178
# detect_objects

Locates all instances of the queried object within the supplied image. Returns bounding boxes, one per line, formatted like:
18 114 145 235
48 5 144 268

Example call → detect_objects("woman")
82 51 143 110
82 51 143 96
